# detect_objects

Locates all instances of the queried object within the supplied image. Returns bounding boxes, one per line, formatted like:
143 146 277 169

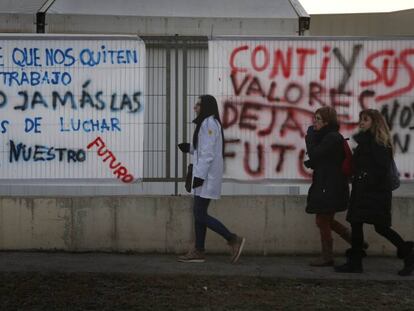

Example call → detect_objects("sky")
300 0 414 14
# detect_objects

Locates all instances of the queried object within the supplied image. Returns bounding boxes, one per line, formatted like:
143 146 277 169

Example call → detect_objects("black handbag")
185 164 193 193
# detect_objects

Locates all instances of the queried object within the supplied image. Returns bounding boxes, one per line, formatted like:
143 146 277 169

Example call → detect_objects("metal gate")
142 36 209 194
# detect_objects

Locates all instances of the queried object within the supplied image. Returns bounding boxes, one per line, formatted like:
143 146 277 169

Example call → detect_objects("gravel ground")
1 272 414 311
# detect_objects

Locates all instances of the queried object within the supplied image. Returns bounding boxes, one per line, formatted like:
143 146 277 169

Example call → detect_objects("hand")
178 143 190 153
192 177 204 189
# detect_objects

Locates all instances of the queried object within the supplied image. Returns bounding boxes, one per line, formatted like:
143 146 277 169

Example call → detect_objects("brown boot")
310 239 334 267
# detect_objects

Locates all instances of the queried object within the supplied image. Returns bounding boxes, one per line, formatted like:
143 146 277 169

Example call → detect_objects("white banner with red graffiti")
0 35 145 183
209 38 414 180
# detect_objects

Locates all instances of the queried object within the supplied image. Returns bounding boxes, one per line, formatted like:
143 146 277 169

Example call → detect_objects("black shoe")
397 241 414 259
334 262 363 273
398 254 414 276
345 248 367 258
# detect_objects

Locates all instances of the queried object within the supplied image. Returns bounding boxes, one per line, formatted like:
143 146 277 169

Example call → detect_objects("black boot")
338 229 369 250
334 248 365 273
397 241 413 259
397 241 414 276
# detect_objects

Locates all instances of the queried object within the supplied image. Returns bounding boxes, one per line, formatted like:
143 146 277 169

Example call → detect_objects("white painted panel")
209 38 414 181
0 34 145 184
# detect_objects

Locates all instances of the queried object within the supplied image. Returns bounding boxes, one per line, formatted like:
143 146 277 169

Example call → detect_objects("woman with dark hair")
335 109 414 275
177 95 245 263
305 106 352 266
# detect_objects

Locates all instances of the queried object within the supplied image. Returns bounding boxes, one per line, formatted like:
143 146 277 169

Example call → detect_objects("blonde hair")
359 109 393 152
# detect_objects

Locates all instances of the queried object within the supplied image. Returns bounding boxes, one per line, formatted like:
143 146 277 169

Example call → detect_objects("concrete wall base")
1 196 413 256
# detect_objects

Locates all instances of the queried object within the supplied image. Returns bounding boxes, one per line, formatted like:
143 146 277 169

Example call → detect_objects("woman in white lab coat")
177 95 245 263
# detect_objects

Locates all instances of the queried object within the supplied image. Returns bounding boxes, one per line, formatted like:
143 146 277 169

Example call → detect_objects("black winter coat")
305 125 349 214
346 131 392 227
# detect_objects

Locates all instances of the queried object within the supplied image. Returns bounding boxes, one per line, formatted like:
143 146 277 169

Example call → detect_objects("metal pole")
36 12 46 33
36 0 56 33
182 45 188 181
174 35 179 195
166 49 171 180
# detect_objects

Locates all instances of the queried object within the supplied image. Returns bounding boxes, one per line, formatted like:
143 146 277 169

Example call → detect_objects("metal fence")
142 36 208 192
2 36 412 197
140 36 305 196
141 36 414 197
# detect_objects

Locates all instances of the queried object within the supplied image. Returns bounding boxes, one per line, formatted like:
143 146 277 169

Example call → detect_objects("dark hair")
315 106 339 129
192 95 225 157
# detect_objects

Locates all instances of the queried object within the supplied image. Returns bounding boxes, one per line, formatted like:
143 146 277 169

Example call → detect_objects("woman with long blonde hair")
335 109 414 276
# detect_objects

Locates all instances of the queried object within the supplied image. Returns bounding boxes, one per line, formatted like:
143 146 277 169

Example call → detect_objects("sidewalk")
1 252 413 281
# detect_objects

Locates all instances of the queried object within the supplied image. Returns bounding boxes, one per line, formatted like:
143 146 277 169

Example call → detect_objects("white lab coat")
190 116 223 200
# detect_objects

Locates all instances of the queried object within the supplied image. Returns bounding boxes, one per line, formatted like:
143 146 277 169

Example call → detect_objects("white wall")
46 15 299 37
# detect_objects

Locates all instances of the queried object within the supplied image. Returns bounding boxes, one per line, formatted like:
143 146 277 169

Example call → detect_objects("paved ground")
2 252 414 310
1 251 413 280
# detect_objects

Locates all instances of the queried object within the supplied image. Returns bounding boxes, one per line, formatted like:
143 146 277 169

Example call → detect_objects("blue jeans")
193 195 234 251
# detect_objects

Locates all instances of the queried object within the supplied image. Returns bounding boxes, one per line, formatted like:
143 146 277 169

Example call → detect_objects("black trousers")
351 222 405 251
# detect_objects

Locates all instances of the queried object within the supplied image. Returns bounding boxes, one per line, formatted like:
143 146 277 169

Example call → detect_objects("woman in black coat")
335 109 414 276
305 106 350 266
